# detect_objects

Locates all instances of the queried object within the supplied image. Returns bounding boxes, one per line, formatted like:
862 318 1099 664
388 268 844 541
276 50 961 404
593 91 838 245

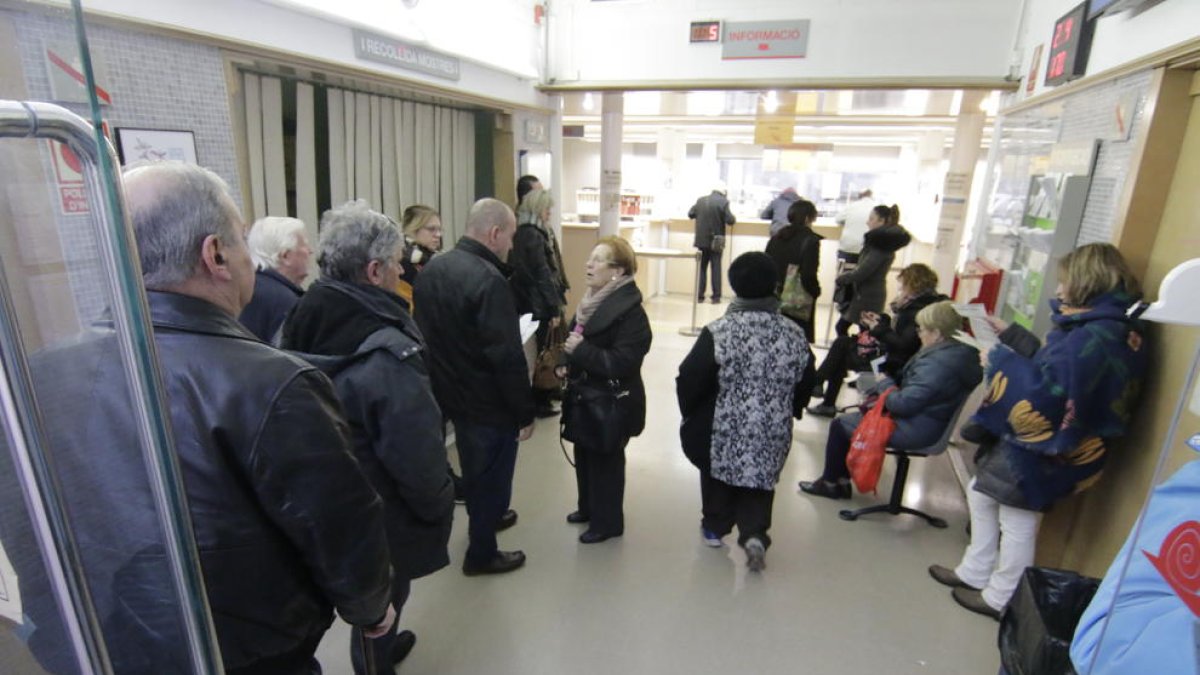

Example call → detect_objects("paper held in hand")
518 313 540 344
953 303 999 352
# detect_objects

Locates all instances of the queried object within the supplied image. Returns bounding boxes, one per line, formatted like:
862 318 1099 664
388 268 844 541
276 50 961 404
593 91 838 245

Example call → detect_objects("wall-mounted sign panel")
722 20 810 60
353 29 461 81
690 21 721 43
1044 3 1094 86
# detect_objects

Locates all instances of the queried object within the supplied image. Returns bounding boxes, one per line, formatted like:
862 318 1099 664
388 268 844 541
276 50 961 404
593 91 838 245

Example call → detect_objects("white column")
599 92 623 238
550 93 565 240
932 91 987 293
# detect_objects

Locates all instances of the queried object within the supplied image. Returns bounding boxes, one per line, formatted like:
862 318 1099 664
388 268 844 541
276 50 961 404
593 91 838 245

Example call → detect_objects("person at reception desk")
835 189 877 265
760 186 800 237
765 197 822 341
688 182 736 304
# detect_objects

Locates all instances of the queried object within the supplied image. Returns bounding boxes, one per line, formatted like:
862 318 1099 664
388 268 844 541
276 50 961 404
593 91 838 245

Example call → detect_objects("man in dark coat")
282 200 454 673
414 198 536 576
239 215 311 344
688 183 737 303
759 186 799 236
5 162 395 675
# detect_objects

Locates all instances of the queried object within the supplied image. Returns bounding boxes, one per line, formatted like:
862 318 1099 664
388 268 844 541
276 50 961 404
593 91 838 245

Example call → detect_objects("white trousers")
954 478 1043 610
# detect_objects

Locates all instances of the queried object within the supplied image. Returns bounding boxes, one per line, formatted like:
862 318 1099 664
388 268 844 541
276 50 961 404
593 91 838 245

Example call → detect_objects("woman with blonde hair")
511 187 570 417
928 243 1148 620
395 204 442 307
800 301 982 500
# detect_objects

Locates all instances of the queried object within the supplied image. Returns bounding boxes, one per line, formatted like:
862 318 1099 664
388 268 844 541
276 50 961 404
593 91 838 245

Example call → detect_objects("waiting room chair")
837 399 970 529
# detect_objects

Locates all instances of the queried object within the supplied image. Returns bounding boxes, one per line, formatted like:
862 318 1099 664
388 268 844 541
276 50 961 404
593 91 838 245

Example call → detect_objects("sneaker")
928 564 980 590
744 538 766 572
806 403 838 418
700 527 723 548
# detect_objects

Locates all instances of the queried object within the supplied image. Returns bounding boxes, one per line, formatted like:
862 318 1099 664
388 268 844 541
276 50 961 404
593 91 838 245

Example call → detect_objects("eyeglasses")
420 225 443 234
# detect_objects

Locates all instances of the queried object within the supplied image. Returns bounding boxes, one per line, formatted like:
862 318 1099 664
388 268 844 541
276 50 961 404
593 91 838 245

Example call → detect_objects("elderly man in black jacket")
688 183 737 303
6 162 395 675
283 200 454 673
415 198 536 577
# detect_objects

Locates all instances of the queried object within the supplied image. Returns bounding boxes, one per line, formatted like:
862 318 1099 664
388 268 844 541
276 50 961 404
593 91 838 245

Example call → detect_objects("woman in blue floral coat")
929 243 1148 620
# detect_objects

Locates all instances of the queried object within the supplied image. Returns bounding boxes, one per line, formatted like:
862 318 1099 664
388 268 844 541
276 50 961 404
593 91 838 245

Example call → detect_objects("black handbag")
561 375 630 454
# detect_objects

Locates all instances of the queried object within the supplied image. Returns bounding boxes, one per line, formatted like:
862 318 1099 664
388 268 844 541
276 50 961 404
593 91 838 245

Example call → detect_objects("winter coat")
765 223 822 302
563 283 652 442
840 339 982 451
760 189 799 236
509 222 566 321
413 237 536 428
688 191 736 249
970 291 1147 511
282 280 454 580
836 223 912 323
1070 460 1200 675
5 291 392 673
869 291 950 378
677 303 808 490
238 267 303 344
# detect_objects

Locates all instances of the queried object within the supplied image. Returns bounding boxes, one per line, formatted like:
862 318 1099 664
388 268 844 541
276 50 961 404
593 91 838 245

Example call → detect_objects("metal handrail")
0 100 223 674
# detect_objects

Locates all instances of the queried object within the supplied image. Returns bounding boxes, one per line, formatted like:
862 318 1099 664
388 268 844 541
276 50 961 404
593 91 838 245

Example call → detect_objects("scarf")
727 296 780 315
575 275 635 328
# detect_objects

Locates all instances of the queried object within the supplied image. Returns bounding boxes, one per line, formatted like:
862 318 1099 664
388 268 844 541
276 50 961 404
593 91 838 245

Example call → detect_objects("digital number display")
1044 2 1093 87
690 21 721 43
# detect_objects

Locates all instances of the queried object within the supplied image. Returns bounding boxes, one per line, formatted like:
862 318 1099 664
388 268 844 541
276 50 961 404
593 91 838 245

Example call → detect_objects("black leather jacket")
414 238 536 428
9 291 393 672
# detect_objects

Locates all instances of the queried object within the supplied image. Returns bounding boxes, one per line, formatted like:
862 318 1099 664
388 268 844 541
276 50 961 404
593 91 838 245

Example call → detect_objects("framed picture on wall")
114 127 198 165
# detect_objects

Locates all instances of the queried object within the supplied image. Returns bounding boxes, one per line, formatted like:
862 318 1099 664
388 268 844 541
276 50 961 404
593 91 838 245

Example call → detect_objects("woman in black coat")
560 236 652 544
765 198 822 341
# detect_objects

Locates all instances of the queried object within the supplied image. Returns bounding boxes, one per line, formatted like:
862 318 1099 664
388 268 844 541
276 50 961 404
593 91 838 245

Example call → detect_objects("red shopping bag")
845 387 897 494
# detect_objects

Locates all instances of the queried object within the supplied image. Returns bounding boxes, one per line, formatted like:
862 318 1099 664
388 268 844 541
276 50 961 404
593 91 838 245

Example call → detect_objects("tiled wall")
4 8 241 324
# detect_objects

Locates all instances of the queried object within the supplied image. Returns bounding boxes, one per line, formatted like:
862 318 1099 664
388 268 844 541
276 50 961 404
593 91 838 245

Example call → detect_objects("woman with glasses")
396 204 443 308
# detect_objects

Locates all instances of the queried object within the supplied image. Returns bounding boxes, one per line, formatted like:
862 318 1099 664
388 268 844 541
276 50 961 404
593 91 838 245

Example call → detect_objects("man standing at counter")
835 189 876 265
688 182 737 304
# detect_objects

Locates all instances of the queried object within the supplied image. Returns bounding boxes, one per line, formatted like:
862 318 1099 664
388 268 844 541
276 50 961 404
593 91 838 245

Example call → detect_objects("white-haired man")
688 182 736 304
239 215 312 343
414 198 536 576
12 162 396 675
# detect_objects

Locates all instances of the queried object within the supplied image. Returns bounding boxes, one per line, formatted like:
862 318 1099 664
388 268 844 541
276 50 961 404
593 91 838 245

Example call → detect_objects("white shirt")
836 198 876 254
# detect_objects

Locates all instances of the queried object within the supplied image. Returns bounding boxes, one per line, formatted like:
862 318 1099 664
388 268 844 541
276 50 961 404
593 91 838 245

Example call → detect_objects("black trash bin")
999 566 1101 675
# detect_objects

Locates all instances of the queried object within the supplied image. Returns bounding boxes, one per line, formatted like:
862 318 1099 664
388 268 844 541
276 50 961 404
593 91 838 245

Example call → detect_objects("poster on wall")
115 128 198 166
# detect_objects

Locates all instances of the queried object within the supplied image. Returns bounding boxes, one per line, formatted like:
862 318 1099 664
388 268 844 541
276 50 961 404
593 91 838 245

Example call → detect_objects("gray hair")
122 161 240 289
516 188 553 225
465 198 514 236
247 216 306 270
317 200 402 283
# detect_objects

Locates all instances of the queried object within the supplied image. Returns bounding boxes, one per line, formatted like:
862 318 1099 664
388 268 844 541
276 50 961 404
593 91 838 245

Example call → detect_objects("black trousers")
820 417 855 482
698 247 723 300
815 334 858 406
227 634 324 675
574 441 626 535
453 418 520 565
349 576 411 675
699 474 775 548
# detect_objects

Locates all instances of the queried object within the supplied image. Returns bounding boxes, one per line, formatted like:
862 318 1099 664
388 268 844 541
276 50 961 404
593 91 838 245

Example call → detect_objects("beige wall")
1036 67 1200 576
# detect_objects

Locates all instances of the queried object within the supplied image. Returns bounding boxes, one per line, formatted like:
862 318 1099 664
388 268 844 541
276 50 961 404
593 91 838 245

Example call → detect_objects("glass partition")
0 2 220 673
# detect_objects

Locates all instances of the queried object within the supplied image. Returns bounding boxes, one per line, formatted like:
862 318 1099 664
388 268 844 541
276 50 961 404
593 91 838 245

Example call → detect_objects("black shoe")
846 378 858 389
566 511 590 524
798 478 851 500
462 550 526 576
496 509 518 531
389 630 416 664
952 587 1002 621
579 530 621 544
535 404 560 419
806 403 838 418
710 298 721 304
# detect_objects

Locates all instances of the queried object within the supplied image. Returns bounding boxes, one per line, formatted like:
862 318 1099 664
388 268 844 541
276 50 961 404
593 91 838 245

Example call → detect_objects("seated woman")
799 301 982 499
928 243 1147 621
808 263 948 417
677 252 809 572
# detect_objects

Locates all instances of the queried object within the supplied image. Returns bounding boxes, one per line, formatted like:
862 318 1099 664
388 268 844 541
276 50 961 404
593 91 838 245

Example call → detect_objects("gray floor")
315 295 1002 675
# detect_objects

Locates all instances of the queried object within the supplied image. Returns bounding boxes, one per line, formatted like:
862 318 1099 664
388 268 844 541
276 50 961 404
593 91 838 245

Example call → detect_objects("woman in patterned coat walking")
676 252 810 571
